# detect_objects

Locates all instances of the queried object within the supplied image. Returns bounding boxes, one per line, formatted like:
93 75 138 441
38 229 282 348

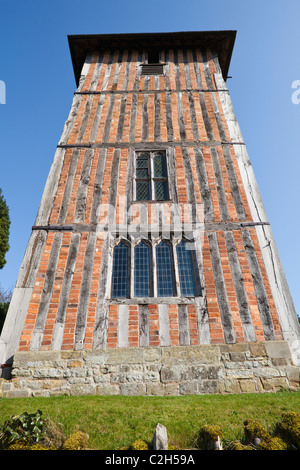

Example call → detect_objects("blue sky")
0 0 299 316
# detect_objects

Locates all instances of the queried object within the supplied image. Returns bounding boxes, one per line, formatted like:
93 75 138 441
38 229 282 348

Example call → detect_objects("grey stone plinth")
1 341 299 397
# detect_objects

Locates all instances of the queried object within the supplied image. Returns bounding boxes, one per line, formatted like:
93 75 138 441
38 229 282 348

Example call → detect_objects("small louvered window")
141 50 163 75
141 64 164 76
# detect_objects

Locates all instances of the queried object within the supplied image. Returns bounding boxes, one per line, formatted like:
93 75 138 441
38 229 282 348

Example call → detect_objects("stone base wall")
1 341 299 397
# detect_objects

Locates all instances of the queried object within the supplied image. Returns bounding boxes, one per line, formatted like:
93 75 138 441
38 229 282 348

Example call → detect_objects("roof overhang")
68 30 236 86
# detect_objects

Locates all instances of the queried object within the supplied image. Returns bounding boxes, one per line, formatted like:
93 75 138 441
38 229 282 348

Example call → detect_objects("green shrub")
0 410 45 450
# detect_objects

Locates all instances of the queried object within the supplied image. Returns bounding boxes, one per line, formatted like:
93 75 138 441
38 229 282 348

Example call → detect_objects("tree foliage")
0 301 10 334
0 188 10 269
0 285 12 334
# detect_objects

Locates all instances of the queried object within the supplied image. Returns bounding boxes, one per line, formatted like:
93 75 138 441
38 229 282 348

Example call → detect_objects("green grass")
1 391 300 449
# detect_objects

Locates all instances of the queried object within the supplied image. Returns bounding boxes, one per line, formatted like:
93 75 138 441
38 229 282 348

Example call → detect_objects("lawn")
0 391 300 449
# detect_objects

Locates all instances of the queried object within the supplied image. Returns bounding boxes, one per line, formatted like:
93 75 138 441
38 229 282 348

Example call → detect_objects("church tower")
1 31 299 396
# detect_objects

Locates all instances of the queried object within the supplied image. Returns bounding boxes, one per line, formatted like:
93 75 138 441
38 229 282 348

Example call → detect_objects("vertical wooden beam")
208 232 235 343
30 233 63 350
92 233 110 349
181 147 198 224
178 305 190 345
90 148 107 225
222 145 246 221
195 297 210 344
118 304 129 347
75 149 94 223
52 233 81 350
241 230 275 341
225 231 256 342
141 77 149 141
210 147 230 221
193 147 214 222
139 305 149 347
202 50 226 141
154 75 161 142
74 232 97 349
158 304 171 346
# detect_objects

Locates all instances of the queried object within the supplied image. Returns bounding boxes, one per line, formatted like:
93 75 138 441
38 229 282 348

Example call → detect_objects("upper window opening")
141 52 164 75
148 51 160 64
135 151 169 202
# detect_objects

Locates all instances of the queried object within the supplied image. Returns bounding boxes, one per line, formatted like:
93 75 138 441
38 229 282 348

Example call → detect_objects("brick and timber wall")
1 32 299 395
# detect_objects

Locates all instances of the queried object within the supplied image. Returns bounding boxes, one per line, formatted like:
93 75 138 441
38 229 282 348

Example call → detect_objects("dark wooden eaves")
68 30 236 86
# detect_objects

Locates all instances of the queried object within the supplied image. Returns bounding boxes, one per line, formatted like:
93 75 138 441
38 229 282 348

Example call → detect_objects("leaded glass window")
156 241 175 296
134 241 152 297
136 153 151 201
110 238 201 299
111 241 130 298
176 240 198 297
135 151 169 201
154 153 169 200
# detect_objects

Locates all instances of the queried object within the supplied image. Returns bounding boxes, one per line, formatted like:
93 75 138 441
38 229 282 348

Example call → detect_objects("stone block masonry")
1 341 299 397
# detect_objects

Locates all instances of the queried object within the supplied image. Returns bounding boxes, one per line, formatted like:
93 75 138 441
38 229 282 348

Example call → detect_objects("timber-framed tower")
1 31 299 396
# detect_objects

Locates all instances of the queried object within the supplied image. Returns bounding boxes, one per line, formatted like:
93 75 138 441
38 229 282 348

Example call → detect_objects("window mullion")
172 240 181 297
150 153 155 201
130 240 134 298
152 240 158 298
149 242 154 297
